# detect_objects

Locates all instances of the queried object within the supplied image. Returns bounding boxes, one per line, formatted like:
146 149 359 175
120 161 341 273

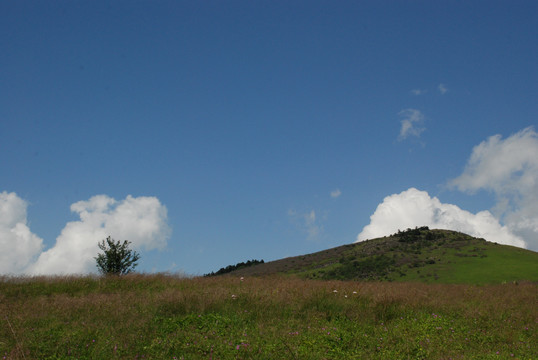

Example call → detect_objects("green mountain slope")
223 228 538 284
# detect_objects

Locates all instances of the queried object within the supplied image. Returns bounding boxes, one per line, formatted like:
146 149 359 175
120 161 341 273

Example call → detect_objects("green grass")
422 244 538 284
1 274 536 359
389 242 538 285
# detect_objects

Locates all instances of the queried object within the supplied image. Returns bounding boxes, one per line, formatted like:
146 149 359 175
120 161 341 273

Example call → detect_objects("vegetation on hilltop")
204 259 264 277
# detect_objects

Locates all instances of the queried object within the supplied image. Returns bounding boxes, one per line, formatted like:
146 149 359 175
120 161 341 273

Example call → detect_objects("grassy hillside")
224 228 538 284
1 275 536 359
1 229 536 358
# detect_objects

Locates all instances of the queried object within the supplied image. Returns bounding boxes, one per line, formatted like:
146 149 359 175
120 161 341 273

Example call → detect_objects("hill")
220 227 538 284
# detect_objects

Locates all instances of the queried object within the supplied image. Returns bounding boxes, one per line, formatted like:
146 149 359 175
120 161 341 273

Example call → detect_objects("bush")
94 236 140 275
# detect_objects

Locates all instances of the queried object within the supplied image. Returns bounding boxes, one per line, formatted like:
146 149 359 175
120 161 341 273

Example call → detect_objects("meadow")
1 274 536 359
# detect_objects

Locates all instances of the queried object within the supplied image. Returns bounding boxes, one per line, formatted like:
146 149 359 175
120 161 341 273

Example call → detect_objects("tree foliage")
205 259 264 276
95 236 140 275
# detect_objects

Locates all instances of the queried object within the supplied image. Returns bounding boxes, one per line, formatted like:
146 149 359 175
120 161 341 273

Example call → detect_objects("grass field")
1 274 536 359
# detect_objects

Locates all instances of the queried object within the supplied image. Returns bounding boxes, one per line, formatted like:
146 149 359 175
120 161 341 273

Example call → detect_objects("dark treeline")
205 259 264 276
395 226 431 242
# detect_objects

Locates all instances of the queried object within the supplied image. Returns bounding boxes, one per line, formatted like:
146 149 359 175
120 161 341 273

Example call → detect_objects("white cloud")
0 192 44 274
27 195 171 275
438 83 448 94
358 127 538 251
288 208 323 240
398 108 425 140
330 189 342 198
356 188 525 248
304 210 321 238
0 193 170 275
449 127 538 250
448 127 538 195
411 89 427 95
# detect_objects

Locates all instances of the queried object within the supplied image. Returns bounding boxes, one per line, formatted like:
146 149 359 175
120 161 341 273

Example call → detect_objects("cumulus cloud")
448 126 538 250
27 195 171 275
398 109 425 140
438 83 448 94
330 189 342 198
357 127 538 250
356 188 525 248
0 193 170 275
0 192 44 274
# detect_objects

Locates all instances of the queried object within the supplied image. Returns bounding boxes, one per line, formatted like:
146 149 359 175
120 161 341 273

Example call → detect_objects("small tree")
95 236 140 275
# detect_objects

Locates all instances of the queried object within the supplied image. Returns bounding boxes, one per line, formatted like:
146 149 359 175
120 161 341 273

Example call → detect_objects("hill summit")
217 227 538 284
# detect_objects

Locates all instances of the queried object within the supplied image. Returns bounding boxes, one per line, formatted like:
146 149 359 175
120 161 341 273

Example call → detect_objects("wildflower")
231 294 237 299
240 277 244 282
353 291 357 294
333 290 338 293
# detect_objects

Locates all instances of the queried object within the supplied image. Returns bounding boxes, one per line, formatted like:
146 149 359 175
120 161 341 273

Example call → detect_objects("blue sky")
1 1 537 275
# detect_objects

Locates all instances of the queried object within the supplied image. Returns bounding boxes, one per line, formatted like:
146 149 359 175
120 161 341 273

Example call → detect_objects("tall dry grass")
1 274 536 359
